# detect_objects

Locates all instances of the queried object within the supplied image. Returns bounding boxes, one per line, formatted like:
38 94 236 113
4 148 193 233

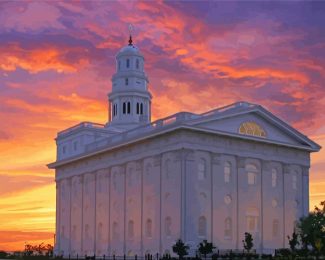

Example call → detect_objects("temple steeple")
107 26 152 131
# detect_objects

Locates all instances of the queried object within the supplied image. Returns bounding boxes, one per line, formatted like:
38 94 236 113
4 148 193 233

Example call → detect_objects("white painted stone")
48 39 321 257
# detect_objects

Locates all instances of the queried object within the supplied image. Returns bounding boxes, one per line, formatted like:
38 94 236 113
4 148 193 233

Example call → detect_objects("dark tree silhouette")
172 239 189 259
287 231 299 252
242 232 254 253
198 240 215 259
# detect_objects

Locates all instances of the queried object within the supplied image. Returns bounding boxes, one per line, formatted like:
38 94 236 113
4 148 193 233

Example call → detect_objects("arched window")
136 103 139 114
136 59 139 69
198 216 207 237
97 222 103 242
246 208 259 232
165 159 171 179
125 78 129 86
239 121 266 138
224 217 232 239
246 163 258 185
123 102 126 114
140 103 143 114
271 168 277 188
127 102 131 114
113 222 118 239
126 59 130 68
292 172 298 190
272 219 279 237
198 158 206 180
85 224 89 239
128 220 134 239
224 161 231 183
72 225 77 240
146 218 152 238
165 217 172 237
118 60 121 71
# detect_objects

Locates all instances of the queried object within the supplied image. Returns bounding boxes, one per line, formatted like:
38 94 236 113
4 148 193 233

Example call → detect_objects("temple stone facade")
48 36 321 257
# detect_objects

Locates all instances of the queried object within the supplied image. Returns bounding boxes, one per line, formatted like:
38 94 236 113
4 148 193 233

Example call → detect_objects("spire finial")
128 24 133 46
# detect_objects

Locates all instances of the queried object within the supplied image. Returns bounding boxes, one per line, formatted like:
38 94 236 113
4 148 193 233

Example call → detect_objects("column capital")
212 153 221 165
283 164 291 174
153 154 162 166
135 159 143 171
236 156 246 168
262 160 271 171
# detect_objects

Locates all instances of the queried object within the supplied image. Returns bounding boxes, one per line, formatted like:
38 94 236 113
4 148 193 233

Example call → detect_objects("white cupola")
107 33 152 131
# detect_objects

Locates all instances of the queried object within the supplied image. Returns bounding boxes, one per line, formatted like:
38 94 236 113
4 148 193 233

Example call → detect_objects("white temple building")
48 35 321 257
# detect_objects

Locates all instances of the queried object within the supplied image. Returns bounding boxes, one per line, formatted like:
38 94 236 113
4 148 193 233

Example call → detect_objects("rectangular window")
73 141 77 151
248 172 256 185
246 216 258 232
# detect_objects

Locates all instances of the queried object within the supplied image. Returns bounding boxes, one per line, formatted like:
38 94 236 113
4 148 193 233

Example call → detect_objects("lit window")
198 158 206 180
293 173 297 190
246 208 259 232
125 78 129 86
246 164 258 185
165 217 172 237
271 168 277 188
224 161 231 183
224 218 232 239
198 216 207 237
146 219 152 238
126 59 130 68
136 59 139 69
128 220 134 239
272 219 279 237
239 122 266 138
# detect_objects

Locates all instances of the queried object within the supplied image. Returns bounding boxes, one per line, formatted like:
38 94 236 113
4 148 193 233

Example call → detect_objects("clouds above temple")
0 1 324 251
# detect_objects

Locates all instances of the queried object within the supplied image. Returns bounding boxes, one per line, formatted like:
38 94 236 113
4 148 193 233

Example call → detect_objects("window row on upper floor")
112 101 144 117
197 159 300 189
117 58 142 71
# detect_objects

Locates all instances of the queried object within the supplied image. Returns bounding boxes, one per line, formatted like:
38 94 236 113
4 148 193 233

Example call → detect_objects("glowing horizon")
0 1 324 251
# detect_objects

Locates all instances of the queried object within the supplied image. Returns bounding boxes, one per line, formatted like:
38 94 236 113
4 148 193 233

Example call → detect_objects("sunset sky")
0 1 325 251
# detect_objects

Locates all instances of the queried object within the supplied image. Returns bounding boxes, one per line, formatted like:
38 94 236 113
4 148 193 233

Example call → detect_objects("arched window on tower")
136 59 139 69
125 78 129 86
140 103 143 114
123 102 126 114
127 102 131 114
126 59 130 68
198 216 207 237
136 103 139 114
224 161 231 183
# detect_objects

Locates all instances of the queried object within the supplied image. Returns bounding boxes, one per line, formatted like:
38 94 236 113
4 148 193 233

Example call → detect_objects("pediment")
188 108 320 151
